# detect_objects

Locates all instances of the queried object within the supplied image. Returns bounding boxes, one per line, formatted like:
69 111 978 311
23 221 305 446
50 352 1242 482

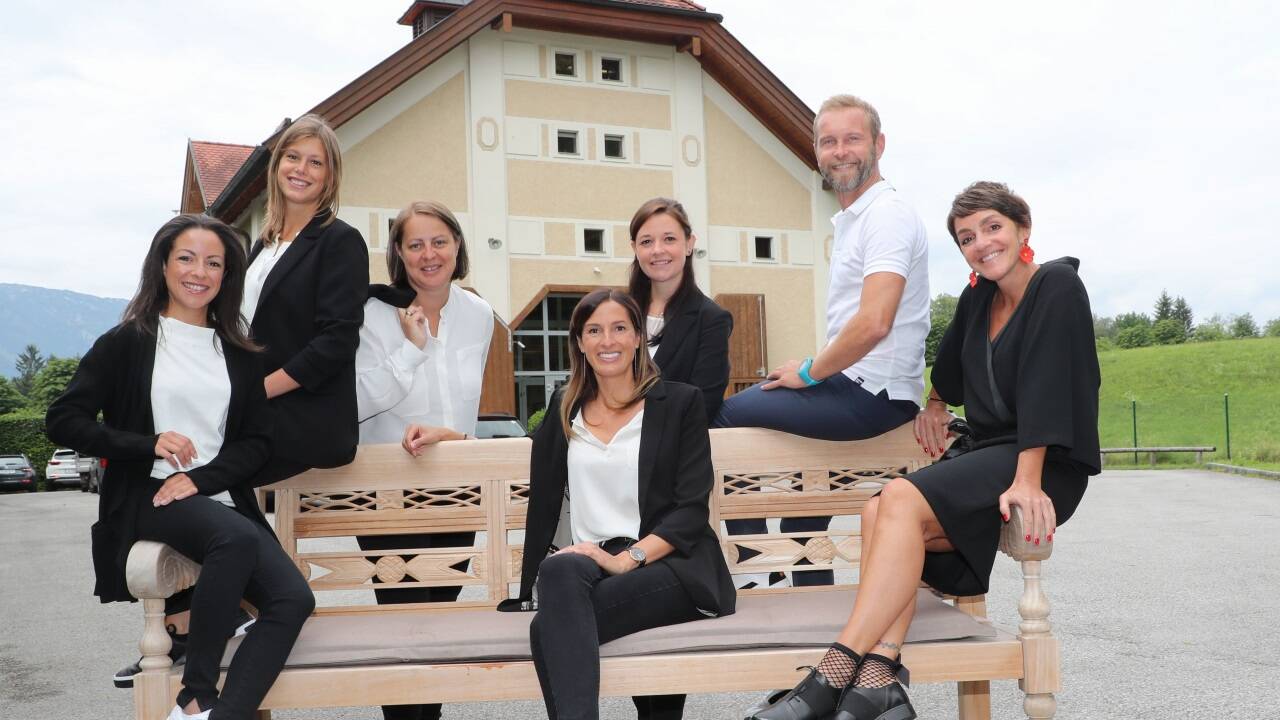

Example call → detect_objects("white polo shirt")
826 180 930 402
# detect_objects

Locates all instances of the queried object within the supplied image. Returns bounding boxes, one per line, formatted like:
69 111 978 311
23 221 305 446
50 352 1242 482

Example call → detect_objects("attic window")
557 130 579 156
554 51 577 78
754 236 776 261
600 57 623 82
603 134 626 160
583 228 606 254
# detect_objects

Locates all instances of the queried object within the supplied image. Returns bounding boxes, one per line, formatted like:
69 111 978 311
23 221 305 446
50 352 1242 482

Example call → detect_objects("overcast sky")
2 0 1277 323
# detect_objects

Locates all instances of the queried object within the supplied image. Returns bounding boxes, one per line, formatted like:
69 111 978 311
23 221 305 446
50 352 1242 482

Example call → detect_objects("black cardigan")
507 381 736 616
651 287 733 421
45 323 273 603
247 213 368 468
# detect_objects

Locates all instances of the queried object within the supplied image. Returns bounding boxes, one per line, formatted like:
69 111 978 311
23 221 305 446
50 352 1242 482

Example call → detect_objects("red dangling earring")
1019 243 1035 263
968 271 978 288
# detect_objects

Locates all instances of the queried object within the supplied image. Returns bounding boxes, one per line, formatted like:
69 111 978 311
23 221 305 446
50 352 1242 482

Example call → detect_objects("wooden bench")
1100 445 1216 466
126 425 1063 720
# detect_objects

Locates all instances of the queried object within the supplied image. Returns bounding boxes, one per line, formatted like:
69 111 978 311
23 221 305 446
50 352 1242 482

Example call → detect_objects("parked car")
473 413 528 439
44 449 83 490
81 456 106 493
0 454 37 492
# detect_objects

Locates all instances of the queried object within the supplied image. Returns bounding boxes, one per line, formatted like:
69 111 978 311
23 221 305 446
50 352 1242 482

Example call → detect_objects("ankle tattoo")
874 641 900 654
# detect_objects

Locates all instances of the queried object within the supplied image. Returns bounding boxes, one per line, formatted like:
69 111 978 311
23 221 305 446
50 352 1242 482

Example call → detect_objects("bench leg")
1018 560 1060 719
958 680 991 720
255 711 272 719
134 597 175 720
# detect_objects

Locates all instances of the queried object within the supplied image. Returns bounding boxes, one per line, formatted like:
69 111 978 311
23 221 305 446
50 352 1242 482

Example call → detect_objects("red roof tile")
612 0 707 11
190 140 255 208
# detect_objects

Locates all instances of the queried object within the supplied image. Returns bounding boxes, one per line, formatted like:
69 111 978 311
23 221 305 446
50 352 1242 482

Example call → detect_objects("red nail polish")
1048 534 1054 542
1002 514 1009 522
1025 534 1031 542
1034 538 1040 545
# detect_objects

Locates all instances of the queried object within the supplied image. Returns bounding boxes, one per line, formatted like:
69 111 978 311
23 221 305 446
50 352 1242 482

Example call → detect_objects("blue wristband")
798 357 823 386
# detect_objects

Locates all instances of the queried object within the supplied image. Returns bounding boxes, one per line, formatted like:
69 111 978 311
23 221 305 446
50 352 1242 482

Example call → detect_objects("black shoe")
744 667 842 720
113 625 188 689
742 688 791 718
832 683 916 720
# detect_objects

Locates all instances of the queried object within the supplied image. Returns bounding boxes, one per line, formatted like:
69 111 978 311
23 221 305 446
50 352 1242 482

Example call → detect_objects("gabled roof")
211 0 815 222
188 140 255 210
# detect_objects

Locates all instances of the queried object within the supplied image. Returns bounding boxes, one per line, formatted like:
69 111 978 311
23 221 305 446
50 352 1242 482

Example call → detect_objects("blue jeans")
713 373 918 585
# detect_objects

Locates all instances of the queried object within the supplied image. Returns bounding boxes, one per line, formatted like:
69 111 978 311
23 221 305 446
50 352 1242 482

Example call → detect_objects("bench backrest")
267 424 930 614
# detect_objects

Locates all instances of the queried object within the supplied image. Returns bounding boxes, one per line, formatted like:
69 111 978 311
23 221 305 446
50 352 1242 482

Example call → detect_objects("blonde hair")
261 114 343 245
812 94 882 141
558 289 661 436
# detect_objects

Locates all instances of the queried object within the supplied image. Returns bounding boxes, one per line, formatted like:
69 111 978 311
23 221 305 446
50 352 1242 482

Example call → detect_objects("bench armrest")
998 505 1052 562
126 540 201 600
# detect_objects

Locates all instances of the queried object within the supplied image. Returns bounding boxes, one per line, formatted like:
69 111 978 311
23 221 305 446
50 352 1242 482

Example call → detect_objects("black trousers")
355 531 476 720
135 493 314 720
529 553 703 720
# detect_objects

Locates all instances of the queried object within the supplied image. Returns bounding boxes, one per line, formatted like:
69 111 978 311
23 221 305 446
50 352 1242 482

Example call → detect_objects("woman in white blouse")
354 200 492 720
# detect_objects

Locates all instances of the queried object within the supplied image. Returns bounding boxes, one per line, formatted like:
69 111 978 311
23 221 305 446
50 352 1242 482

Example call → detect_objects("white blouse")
646 314 665 358
150 316 234 506
566 409 644 544
241 240 293 326
355 284 495 443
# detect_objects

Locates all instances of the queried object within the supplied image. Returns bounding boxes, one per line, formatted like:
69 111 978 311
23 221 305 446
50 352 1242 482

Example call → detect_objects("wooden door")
713 293 767 397
479 314 515 415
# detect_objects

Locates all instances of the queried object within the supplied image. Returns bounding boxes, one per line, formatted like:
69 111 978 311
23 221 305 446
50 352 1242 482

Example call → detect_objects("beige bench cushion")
224 589 993 669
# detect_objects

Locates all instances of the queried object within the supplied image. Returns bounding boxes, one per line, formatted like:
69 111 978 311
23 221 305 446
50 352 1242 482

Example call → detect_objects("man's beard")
822 150 878 194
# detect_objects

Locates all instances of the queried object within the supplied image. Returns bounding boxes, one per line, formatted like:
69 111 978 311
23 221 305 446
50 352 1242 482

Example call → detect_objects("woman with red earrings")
744 181 1099 720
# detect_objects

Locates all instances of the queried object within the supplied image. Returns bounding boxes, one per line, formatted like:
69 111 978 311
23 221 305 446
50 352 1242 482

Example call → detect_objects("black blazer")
45 323 273 603
247 213 368 468
508 381 736 616
651 288 733 421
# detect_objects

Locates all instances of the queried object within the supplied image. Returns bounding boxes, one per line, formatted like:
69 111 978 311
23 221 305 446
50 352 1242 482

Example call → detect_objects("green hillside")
1096 337 1280 468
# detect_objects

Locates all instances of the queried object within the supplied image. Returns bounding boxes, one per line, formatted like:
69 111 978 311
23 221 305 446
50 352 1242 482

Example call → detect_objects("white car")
44 449 83 490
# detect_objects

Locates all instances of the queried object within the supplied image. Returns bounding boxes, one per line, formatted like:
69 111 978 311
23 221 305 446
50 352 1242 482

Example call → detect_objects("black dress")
906 257 1100 596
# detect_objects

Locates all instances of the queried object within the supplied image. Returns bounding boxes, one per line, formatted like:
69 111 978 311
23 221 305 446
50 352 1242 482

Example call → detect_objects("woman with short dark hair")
501 289 736 720
745 182 1099 720
47 214 314 720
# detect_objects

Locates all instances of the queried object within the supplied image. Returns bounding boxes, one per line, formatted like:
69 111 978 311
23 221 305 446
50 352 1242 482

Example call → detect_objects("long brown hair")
558 289 661 435
121 214 259 352
626 197 698 349
261 114 343 245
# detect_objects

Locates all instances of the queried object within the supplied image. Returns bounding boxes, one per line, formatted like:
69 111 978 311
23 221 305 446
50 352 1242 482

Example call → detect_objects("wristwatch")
627 546 647 568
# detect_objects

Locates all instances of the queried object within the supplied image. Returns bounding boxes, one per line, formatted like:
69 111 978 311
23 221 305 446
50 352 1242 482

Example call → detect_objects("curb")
1205 462 1280 480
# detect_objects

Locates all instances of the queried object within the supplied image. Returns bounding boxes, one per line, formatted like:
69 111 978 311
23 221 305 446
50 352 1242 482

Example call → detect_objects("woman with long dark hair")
627 197 732 423
47 214 314 720
744 182 1098 720
242 113 368 486
500 289 736 720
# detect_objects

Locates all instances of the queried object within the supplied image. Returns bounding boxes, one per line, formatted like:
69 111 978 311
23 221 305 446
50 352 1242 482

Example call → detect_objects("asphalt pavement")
2 469 1278 719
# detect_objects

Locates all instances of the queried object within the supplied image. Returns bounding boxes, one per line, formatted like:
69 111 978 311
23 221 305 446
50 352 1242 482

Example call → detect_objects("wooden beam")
492 11 512 31
678 36 702 56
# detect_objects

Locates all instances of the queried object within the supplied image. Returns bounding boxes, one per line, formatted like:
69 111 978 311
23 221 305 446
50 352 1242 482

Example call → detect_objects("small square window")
554 52 577 77
557 130 579 155
603 134 626 159
754 236 775 260
583 228 605 254
601 57 623 82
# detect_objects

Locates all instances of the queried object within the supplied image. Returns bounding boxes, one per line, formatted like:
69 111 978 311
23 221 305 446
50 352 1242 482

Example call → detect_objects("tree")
1172 297 1193 336
924 293 959 366
0 377 24 415
13 344 45 398
1231 313 1259 338
1153 290 1174 322
1193 315 1228 342
29 356 79 410
1093 314 1117 340
1116 324 1153 349
1152 318 1187 345
1266 317 1280 337
1114 312 1151 332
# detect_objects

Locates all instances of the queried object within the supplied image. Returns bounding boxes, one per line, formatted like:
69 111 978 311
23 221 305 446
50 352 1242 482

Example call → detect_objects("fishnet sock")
815 642 860 687
853 652 900 689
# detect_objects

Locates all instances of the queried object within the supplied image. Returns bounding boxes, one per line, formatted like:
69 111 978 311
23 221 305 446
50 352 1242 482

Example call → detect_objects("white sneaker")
166 705 211 720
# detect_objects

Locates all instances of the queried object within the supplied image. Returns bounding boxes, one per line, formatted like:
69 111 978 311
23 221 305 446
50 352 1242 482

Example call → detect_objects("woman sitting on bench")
503 289 736 720
46 215 314 720
746 181 1100 720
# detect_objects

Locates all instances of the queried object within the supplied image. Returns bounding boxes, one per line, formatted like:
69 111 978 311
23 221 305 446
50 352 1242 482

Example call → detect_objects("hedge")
0 411 58 490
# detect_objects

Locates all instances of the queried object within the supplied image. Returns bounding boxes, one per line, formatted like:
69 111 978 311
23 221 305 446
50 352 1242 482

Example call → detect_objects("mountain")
0 283 127 377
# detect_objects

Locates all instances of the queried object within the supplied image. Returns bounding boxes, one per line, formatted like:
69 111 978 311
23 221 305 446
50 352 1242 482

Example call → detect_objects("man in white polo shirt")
715 94 929 586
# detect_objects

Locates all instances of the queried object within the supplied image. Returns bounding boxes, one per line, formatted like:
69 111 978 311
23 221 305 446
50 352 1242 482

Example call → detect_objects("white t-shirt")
150 316 234 506
566 408 644 544
826 180 930 402
355 284 495 443
241 240 293 326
